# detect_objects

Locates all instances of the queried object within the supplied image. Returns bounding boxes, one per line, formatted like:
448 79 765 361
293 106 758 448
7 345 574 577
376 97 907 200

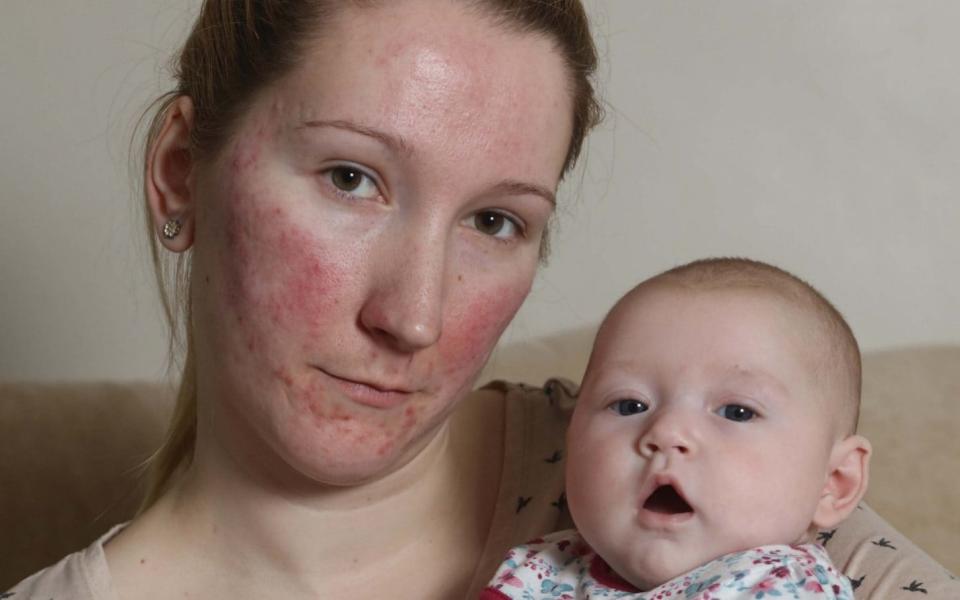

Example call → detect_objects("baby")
483 258 871 599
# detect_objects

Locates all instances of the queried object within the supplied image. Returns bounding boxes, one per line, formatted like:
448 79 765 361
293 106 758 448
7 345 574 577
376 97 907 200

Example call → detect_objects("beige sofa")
2 332 958 593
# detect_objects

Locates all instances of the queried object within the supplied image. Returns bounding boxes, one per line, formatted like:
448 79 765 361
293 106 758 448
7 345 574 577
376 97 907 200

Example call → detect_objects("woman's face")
188 0 573 485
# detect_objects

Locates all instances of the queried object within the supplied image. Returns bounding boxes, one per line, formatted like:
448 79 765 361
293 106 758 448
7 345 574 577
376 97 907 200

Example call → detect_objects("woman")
13 0 601 598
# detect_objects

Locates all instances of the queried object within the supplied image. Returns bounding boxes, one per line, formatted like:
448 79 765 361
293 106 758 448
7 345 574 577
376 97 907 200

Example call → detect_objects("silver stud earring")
162 218 183 240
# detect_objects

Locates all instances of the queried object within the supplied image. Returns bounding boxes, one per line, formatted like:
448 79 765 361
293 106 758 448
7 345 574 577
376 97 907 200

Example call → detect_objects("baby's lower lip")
315 368 412 409
635 507 695 529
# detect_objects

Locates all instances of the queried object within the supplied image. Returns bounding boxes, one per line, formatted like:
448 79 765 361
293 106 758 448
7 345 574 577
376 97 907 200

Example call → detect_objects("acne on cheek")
221 156 346 337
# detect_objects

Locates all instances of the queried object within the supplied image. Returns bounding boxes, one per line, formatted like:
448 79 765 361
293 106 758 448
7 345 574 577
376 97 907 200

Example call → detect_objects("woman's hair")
141 0 603 508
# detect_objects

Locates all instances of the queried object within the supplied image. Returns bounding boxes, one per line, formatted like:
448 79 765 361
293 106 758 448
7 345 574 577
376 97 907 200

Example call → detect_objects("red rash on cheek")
441 284 529 378
219 166 346 338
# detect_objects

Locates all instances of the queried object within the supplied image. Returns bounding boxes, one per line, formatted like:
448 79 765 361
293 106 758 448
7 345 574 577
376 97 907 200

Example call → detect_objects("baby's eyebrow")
720 366 789 397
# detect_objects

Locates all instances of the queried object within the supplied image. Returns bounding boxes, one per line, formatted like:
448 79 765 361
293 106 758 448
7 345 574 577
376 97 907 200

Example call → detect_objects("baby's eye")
718 404 756 422
609 399 649 416
326 165 381 200
464 210 522 240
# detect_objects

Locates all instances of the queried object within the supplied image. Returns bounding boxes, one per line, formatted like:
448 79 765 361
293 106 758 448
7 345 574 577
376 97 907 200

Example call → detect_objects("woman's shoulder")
480 377 578 423
476 377 578 501
466 379 580 595
6 524 123 600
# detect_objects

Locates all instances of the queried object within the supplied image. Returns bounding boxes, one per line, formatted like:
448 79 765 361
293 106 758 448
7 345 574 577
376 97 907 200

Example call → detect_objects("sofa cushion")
0 381 172 589
858 345 960 574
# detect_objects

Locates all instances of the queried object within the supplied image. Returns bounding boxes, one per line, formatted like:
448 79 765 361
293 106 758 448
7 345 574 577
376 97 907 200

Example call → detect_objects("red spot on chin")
399 404 420 434
330 409 352 422
273 367 295 388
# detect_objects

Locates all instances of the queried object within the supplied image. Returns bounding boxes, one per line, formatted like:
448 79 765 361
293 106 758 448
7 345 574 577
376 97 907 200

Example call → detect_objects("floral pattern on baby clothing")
480 529 854 600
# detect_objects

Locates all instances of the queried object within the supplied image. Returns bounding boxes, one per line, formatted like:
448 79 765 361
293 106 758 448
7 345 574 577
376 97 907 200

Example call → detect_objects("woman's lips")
314 367 413 409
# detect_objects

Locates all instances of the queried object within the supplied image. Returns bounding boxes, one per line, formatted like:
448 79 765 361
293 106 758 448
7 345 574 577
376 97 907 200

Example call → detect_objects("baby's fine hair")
629 257 862 435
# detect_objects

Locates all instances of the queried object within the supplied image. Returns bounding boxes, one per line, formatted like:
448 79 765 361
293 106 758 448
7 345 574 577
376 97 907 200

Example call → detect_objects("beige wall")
2 1 958 381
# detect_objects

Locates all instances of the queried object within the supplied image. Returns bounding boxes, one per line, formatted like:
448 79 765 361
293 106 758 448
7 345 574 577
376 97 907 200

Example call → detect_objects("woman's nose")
638 410 696 458
359 232 445 353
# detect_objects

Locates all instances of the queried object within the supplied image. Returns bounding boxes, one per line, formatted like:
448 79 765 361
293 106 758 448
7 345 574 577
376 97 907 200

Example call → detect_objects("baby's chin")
619 534 818 591
609 550 705 592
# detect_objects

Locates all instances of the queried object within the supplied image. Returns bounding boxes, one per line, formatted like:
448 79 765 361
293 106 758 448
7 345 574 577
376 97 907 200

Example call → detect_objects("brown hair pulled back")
141 0 603 508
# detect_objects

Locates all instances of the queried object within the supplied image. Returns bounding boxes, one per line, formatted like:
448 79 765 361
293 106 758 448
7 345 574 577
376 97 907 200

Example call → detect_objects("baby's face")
567 286 838 590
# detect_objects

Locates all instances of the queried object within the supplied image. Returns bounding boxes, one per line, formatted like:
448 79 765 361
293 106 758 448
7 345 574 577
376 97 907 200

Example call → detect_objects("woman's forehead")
247 0 573 181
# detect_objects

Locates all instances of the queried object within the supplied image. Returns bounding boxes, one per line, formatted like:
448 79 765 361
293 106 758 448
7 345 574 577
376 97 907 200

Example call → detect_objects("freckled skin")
187 0 573 487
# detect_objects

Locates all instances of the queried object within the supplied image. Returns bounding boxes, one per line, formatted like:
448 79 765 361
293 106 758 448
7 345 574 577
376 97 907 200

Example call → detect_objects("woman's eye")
609 399 649 416
718 404 756 422
327 166 380 200
467 210 521 240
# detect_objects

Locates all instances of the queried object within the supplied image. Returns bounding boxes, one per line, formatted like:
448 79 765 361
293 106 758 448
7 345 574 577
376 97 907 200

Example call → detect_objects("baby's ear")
812 435 871 529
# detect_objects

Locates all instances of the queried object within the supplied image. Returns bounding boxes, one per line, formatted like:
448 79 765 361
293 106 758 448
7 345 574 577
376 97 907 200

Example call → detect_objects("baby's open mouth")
643 485 693 514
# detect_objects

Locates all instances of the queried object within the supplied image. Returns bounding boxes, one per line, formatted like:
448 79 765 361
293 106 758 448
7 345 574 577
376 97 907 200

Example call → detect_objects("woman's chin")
273 422 442 491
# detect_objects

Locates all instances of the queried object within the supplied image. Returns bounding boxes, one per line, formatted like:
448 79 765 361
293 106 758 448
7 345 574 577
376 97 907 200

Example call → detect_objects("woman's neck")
107 394 504 599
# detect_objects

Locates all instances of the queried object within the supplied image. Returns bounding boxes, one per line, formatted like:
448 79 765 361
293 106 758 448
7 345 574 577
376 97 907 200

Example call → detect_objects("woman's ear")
812 434 871 529
146 95 197 252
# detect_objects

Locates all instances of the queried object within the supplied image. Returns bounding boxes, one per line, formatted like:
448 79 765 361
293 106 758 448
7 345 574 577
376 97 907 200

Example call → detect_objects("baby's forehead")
603 287 832 379
593 282 858 435
604 282 817 333
597 285 810 359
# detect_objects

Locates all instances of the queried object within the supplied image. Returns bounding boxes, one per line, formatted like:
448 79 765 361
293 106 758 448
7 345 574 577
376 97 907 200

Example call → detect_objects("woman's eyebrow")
486 180 556 207
296 119 411 155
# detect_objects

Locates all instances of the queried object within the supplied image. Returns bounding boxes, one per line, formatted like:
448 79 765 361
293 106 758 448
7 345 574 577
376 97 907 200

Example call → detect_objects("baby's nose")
637 413 695 458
